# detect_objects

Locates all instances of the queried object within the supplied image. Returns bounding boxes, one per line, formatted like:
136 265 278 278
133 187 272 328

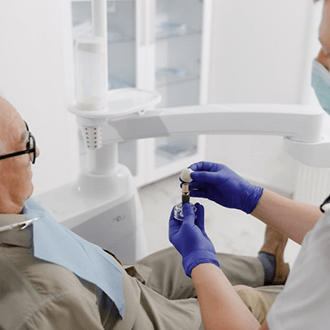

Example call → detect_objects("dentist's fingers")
169 206 182 231
189 161 214 172
182 203 195 226
194 203 205 232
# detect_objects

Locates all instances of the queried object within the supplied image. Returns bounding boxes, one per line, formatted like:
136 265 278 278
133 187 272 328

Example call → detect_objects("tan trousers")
110 247 283 329
235 285 284 324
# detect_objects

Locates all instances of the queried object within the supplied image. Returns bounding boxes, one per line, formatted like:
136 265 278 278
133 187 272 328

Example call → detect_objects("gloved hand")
189 161 264 214
169 202 220 277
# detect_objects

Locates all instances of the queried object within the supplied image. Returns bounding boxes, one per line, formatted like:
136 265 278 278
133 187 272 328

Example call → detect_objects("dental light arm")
81 102 328 168
105 104 323 144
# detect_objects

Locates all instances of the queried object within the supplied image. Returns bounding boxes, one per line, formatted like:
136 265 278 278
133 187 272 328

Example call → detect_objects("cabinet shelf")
156 74 200 87
155 139 197 168
156 21 202 40
109 75 134 89
156 29 202 41
108 37 135 45
73 22 135 44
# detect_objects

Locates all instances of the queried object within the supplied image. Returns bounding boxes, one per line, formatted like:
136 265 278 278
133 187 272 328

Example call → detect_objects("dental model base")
174 203 197 221
36 0 330 264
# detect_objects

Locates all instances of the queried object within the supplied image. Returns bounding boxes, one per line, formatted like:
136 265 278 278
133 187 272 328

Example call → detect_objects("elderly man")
0 95 289 329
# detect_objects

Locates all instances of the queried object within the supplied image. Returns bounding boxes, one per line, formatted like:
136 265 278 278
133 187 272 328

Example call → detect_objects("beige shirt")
0 214 141 330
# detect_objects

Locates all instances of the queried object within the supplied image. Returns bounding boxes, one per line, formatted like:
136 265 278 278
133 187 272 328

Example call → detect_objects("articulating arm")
100 103 330 168
104 104 324 143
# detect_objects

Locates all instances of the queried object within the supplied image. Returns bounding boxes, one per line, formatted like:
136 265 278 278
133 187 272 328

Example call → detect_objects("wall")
206 0 322 195
0 0 79 195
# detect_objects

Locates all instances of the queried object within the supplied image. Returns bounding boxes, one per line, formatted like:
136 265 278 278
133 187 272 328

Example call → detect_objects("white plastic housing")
105 104 324 144
102 103 329 167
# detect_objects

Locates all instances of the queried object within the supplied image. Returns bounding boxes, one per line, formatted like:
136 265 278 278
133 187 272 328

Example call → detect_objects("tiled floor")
139 174 301 268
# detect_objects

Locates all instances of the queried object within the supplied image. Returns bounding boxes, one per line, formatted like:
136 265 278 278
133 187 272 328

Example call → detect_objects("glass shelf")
155 136 198 168
155 33 201 89
73 21 135 44
156 26 202 40
156 67 199 87
156 22 187 38
109 75 134 89
108 37 135 45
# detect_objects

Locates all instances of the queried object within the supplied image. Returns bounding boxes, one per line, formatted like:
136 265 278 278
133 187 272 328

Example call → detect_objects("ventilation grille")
294 164 330 205
81 126 103 149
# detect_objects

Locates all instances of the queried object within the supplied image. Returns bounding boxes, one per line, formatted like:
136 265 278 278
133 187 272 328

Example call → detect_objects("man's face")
0 98 40 213
317 0 330 70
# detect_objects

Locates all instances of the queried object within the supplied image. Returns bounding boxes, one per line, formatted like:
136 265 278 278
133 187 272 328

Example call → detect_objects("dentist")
169 0 330 329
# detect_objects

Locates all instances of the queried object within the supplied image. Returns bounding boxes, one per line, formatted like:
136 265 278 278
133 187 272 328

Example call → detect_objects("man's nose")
317 48 330 71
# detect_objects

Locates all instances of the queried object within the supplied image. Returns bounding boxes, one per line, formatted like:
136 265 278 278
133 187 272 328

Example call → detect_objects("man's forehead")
319 2 330 52
0 98 26 143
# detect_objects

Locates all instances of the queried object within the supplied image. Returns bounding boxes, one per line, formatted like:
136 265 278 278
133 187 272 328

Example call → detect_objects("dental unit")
36 0 330 264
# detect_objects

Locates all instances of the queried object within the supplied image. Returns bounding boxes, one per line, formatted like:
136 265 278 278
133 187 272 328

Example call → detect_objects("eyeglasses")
320 194 330 213
0 122 37 164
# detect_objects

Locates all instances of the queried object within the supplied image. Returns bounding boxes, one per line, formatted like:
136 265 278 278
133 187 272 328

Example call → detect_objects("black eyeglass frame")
320 194 330 213
0 122 36 164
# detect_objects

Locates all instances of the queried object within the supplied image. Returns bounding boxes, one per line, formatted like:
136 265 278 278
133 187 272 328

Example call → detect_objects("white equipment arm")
102 103 329 168
105 104 323 143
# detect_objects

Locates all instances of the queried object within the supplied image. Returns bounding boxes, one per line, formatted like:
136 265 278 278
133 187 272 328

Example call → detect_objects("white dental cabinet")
66 0 213 187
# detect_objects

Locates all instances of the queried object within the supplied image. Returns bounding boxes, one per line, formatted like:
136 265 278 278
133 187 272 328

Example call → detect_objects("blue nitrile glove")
169 202 220 277
189 161 264 214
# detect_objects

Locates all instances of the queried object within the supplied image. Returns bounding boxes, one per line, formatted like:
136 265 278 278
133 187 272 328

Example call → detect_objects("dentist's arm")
191 263 261 330
251 188 321 244
169 203 260 330
189 161 321 244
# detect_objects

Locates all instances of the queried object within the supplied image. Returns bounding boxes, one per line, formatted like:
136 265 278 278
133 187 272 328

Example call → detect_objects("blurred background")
0 0 326 265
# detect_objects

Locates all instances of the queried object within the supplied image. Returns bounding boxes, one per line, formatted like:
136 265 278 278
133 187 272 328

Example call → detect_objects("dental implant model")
173 168 197 221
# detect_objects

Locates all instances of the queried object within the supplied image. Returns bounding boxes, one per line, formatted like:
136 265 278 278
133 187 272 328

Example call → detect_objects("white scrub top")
267 210 330 329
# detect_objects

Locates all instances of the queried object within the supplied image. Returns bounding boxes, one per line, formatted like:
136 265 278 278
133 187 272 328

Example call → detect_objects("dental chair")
35 0 330 264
